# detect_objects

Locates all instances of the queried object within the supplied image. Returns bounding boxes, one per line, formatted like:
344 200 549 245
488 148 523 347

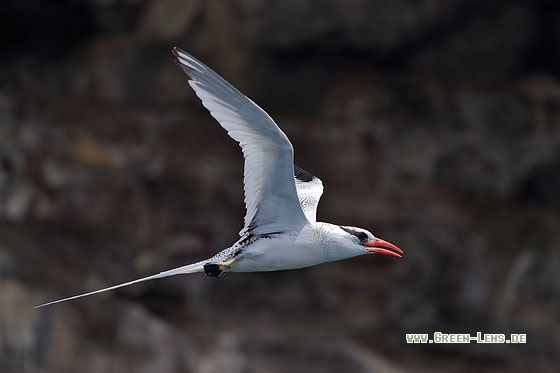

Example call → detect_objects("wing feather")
294 165 324 222
173 48 309 235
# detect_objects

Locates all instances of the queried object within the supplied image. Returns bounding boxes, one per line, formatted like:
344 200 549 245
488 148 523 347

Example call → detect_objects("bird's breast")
228 231 329 272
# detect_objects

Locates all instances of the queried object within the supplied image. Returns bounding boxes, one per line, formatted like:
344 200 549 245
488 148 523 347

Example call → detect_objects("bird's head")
339 226 403 258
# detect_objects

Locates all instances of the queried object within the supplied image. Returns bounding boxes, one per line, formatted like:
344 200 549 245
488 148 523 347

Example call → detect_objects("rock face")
1 0 559 372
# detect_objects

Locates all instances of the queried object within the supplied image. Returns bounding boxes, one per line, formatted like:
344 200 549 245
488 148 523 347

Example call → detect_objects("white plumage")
35 48 402 309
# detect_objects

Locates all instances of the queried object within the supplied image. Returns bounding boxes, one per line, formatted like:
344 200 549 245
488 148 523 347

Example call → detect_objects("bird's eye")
357 232 368 243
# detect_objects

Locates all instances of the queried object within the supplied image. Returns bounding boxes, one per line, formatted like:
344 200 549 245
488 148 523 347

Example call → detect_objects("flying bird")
35 48 403 308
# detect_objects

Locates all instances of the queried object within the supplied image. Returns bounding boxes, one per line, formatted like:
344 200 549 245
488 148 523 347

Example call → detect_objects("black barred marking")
294 165 315 182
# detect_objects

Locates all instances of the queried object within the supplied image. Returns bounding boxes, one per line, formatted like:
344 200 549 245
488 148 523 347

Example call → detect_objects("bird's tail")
34 260 208 308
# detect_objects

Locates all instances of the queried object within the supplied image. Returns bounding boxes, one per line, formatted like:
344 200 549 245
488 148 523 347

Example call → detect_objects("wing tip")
172 46 186 59
172 47 199 74
294 165 316 183
171 46 183 56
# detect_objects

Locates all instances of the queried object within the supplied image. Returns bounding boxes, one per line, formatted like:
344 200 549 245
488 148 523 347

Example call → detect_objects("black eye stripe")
340 226 368 242
357 232 368 242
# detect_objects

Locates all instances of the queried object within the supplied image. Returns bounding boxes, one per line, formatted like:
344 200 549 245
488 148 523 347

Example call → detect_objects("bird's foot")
204 258 236 278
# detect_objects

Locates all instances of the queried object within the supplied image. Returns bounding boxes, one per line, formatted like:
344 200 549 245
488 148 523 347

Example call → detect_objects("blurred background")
1 0 559 372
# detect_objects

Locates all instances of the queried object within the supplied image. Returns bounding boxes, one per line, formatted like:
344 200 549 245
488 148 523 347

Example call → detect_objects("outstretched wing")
294 165 324 222
173 48 309 236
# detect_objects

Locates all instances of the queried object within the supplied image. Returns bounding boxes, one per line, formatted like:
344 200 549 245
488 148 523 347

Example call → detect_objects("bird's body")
223 223 365 273
36 48 403 309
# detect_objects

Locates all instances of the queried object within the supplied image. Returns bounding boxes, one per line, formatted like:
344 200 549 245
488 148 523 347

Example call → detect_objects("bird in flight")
35 48 403 308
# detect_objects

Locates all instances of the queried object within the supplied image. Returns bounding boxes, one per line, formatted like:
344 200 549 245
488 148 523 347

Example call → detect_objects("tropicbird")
35 48 403 308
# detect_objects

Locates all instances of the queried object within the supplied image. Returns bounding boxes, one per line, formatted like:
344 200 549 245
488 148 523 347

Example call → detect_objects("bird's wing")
173 48 309 236
294 165 324 222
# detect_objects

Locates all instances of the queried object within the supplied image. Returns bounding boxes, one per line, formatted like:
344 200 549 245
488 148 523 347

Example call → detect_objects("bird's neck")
310 222 365 262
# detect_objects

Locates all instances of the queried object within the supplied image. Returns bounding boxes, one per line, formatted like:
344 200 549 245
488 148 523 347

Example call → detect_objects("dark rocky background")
1 0 559 372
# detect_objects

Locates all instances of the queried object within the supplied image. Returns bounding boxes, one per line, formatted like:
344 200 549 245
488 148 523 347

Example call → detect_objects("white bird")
35 48 403 308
